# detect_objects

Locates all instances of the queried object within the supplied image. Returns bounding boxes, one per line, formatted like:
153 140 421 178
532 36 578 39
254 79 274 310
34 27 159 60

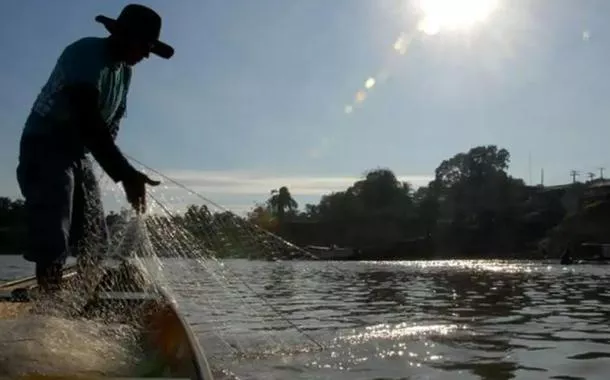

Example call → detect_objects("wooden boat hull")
0 260 214 380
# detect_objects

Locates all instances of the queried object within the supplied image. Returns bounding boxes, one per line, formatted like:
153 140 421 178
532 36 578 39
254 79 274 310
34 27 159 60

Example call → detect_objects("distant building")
583 179 610 205
530 179 610 214
532 183 584 215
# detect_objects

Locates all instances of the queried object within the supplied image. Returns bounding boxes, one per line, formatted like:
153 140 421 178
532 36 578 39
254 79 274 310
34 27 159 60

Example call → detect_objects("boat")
559 242 610 265
0 258 215 380
304 244 356 260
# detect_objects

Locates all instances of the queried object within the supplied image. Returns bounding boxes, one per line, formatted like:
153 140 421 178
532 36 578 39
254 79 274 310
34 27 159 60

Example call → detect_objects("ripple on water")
172 259 610 379
2 257 610 379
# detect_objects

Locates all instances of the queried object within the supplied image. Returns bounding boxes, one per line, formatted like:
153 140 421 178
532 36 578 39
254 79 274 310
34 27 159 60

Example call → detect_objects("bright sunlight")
416 0 499 35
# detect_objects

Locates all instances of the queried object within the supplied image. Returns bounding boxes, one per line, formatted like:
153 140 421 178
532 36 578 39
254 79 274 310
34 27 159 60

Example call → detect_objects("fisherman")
16 4 174 294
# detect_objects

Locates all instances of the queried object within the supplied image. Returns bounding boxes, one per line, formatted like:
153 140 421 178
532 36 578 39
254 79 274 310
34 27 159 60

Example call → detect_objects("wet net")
98 157 332 374
0 157 331 379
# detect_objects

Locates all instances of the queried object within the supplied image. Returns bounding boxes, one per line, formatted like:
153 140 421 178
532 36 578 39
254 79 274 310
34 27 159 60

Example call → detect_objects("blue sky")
1 0 609 214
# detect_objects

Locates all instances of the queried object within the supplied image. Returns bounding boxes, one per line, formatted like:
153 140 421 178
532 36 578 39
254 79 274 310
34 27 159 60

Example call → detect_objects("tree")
0 197 26 253
434 145 510 188
267 186 298 221
247 203 278 232
349 168 413 216
425 145 530 255
0 197 25 228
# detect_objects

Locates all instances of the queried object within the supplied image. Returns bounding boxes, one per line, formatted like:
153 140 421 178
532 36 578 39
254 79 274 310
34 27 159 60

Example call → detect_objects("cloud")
144 169 434 196
98 168 434 215
5 165 434 215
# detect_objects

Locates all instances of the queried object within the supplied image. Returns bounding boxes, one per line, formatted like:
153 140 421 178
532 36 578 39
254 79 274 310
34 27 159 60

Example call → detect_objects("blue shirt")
24 37 132 137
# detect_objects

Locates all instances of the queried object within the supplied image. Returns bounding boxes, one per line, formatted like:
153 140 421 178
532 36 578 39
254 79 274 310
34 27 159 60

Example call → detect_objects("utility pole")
570 170 580 183
599 167 605 180
587 172 596 182
527 152 532 186
540 168 545 187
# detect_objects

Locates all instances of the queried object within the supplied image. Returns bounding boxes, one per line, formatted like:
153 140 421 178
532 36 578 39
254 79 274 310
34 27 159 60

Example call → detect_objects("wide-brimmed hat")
95 4 174 59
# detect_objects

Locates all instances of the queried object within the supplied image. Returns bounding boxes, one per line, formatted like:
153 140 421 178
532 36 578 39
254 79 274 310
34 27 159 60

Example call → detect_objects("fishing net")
94 157 329 372
0 315 142 376
0 156 333 378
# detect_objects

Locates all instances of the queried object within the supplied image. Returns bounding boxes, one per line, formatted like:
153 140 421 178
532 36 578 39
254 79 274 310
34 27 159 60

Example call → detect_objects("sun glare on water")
416 0 499 35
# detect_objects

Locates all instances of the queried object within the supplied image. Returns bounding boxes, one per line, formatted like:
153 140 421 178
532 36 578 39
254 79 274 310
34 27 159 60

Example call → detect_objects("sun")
416 0 499 35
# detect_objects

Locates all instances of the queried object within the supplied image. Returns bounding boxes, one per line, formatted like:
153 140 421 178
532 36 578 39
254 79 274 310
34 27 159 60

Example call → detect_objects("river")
1 255 609 380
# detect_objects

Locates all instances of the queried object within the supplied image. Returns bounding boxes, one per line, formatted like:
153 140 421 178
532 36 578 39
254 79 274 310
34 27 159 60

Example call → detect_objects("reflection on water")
165 260 610 380
2 257 610 379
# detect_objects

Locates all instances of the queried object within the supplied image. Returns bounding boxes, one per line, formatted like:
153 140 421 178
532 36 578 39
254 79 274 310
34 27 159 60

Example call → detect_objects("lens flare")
416 0 499 35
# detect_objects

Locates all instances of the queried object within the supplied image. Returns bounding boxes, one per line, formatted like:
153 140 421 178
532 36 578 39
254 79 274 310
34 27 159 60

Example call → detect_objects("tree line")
1 145 605 259
245 145 606 259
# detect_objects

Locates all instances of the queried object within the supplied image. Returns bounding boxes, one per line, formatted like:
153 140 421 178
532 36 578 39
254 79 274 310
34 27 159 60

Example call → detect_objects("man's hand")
122 170 161 214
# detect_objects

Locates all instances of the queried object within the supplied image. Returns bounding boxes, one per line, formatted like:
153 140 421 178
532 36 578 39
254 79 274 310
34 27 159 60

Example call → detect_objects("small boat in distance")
304 244 356 260
560 242 610 265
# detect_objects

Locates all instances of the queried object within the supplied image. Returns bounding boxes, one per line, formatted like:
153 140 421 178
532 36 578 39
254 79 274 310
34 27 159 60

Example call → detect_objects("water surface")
2 256 609 380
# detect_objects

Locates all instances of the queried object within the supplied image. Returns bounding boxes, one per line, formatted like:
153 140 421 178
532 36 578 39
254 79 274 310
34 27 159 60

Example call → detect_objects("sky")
1 0 610 215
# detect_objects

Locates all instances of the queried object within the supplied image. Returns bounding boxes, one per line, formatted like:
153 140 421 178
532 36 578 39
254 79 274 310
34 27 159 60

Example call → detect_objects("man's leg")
70 156 109 294
16 137 75 293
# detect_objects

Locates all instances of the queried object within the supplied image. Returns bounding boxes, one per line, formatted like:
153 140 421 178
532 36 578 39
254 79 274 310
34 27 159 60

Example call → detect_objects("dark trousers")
16 134 108 268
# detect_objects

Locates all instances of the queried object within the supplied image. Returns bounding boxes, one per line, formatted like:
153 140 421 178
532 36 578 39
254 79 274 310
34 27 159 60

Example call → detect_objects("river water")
1 256 609 380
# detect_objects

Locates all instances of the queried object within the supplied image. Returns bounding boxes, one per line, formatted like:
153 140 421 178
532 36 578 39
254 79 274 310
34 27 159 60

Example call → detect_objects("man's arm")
62 84 136 183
